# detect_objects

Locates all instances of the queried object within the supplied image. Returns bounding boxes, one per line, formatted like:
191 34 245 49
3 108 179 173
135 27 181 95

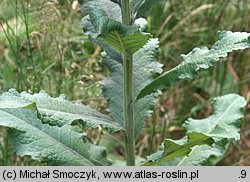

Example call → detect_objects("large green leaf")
0 89 121 131
0 105 110 166
101 39 162 137
184 94 246 140
146 132 214 166
136 31 250 100
146 94 247 166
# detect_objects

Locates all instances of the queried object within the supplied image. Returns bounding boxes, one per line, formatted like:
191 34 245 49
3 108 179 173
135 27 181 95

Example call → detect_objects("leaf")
92 38 123 63
101 39 163 137
80 0 122 37
101 31 150 55
145 132 214 166
80 0 122 62
168 139 230 166
89 7 150 55
79 0 122 22
0 89 122 132
136 31 250 100
80 1 151 55
146 94 247 166
184 94 246 140
0 105 110 166
82 16 123 63
82 21 123 64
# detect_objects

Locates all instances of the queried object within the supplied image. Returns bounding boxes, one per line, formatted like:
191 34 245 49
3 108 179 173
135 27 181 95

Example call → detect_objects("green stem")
123 54 135 166
121 0 131 25
121 0 135 166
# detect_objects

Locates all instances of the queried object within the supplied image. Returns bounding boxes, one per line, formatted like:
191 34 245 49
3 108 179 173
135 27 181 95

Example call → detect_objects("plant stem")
121 0 135 166
123 53 135 166
121 0 131 25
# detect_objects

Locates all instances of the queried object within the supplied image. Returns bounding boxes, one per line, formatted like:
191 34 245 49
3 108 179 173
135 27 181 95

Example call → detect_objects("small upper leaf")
79 0 122 21
89 7 137 37
136 31 250 100
80 0 122 38
80 1 151 55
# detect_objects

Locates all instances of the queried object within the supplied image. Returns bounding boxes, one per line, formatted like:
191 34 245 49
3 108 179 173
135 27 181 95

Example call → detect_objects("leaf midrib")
0 109 96 166
39 108 117 125
207 97 239 133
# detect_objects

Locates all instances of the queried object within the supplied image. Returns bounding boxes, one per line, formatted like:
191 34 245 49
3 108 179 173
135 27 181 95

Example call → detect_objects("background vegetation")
0 0 249 165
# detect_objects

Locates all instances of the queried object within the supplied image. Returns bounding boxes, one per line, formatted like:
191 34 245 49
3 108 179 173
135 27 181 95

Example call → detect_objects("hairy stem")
121 0 131 25
123 53 135 166
121 0 135 166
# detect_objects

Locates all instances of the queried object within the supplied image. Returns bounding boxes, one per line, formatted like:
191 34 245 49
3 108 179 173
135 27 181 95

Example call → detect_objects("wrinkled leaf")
79 0 122 21
80 1 150 55
80 0 123 62
0 105 110 166
101 39 162 137
0 89 121 131
89 7 150 55
184 94 246 140
137 31 250 100
146 94 246 166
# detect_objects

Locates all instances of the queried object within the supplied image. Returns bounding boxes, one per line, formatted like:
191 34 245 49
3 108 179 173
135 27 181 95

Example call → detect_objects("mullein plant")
0 0 249 166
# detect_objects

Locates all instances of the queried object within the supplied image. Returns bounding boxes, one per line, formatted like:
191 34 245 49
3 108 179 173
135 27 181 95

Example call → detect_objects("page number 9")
240 170 247 178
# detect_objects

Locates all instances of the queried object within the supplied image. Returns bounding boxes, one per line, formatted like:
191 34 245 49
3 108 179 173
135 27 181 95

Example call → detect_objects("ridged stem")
121 0 135 166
